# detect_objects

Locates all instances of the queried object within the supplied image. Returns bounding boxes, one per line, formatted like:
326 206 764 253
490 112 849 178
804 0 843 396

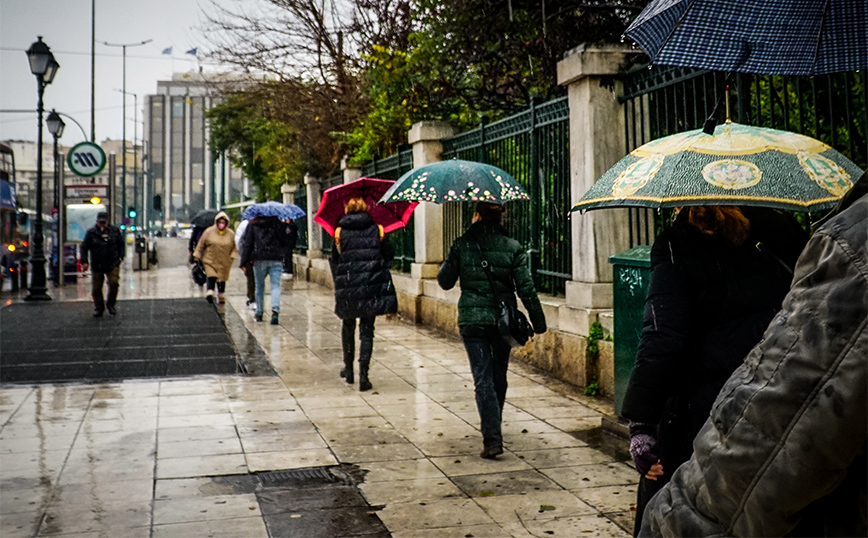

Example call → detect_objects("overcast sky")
1 0 226 145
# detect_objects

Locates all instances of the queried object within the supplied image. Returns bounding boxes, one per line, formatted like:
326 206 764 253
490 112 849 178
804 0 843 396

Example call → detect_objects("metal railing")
441 96 571 295
620 66 867 244
361 145 415 272
319 173 343 256
294 188 308 253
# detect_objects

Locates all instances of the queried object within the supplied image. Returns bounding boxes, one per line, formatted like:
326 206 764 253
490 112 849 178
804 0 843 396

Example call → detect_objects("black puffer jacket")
329 212 397 320
239 216 288 266
622 208 808 469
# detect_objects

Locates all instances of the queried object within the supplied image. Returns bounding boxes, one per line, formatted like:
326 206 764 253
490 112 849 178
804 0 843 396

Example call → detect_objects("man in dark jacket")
283 220 298 277
438 202 546 458
639 174 867 537
239 216 288 324
80 211 125 317
329 198 397 391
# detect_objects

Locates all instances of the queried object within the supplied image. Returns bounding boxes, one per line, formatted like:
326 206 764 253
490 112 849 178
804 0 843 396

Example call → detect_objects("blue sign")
0 180 16 209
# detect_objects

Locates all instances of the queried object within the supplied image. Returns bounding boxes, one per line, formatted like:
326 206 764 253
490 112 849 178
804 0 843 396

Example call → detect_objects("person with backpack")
329 197 397 391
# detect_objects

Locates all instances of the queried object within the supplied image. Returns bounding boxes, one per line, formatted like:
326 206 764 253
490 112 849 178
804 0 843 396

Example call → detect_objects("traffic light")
128 206 137 219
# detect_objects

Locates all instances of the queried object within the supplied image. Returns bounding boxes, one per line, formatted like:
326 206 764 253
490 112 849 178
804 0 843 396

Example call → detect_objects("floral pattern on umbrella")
573 121 863 213
380 160 529 205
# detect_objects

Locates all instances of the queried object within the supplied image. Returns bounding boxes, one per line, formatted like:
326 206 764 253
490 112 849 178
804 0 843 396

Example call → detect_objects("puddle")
571 426 631 463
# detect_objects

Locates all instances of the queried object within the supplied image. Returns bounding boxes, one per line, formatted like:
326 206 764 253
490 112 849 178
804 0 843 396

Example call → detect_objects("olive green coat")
438 222 546 332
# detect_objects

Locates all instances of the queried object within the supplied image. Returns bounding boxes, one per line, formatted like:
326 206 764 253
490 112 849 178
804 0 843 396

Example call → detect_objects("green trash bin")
609 245 652 416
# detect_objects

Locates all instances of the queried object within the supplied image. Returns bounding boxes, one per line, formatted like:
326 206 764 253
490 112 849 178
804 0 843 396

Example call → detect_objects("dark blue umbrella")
625 0 868 76
242 201 306 221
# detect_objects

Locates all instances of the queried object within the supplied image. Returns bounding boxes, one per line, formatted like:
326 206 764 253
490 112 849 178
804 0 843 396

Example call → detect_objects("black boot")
340 321 355 384
358 334 373 391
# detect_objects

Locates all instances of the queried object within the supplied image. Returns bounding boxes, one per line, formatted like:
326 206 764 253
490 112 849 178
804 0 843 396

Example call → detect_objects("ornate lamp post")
46 109 65 285
25 36 59 301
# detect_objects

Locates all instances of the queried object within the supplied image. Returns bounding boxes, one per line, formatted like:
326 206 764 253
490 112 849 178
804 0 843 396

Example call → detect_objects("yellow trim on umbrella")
573 192 840 209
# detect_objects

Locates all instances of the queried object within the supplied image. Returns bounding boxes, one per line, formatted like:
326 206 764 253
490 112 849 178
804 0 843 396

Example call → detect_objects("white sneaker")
248 302 257 311
281 273 293 280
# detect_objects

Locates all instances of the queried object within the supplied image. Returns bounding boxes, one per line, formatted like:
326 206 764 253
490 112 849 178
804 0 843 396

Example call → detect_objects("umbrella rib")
811 0 831 76
654 0 701 60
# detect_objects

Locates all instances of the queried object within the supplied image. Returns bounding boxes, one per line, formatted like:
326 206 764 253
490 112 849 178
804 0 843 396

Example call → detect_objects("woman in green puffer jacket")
438 202 547 459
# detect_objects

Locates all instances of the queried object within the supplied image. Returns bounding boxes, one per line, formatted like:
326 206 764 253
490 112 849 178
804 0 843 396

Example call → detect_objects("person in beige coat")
193 211 237 304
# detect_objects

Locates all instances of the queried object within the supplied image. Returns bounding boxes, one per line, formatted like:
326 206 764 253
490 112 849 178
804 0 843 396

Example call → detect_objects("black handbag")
469 237 535 347
192 261 207 286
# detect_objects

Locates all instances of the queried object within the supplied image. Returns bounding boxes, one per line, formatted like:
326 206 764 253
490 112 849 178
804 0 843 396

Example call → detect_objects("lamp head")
46 110 65 138
26 36 57 79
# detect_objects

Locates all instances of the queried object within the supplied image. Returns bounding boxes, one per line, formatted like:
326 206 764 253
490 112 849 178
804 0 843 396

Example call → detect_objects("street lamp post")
102 39 151 227
115 89 139 230
24 36 59 301
46 109 65 285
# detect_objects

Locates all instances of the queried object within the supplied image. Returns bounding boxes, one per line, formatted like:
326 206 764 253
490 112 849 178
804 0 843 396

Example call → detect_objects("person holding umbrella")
622 204 807 535
437 202 547 459
193 211 237 304
329 197 398 392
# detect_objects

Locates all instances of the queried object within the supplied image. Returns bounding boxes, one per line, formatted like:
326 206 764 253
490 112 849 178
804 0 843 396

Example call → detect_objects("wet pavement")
0 254 638 537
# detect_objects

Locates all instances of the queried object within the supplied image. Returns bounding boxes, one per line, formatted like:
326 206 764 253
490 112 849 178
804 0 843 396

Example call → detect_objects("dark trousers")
244 263 255 302
91 265 120 312
461 326 511 450
206 277 225 293
342 317 375 369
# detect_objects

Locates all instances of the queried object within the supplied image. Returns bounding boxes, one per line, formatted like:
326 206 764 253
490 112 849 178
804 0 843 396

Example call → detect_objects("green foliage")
584 377 600 398
586 321 607 357
207 91 310 201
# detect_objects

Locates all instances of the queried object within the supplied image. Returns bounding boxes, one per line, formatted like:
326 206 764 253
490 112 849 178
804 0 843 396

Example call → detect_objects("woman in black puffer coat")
622 205 808 536
329 197 397 391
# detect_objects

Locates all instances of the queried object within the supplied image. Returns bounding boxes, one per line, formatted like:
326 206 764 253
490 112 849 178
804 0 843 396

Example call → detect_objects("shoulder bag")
468 236 534 347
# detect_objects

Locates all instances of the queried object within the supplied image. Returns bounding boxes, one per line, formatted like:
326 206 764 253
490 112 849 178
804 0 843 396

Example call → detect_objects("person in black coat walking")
80 211 125 317
239 215 289 325
622 205 808 535
329 197 397 391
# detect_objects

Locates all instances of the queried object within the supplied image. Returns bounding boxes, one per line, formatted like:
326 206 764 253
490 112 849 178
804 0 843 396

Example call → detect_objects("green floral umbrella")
572 121 862 213
379 159 529 205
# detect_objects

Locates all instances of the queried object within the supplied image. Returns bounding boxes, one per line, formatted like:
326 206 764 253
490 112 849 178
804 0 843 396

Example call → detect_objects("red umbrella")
314 177 418 237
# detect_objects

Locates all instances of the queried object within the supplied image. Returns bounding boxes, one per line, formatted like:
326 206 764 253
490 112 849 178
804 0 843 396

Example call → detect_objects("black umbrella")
190 209 219 228
625 0 868 76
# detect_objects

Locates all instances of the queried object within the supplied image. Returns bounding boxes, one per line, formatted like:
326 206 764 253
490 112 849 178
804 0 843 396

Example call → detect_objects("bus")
0 142 20 284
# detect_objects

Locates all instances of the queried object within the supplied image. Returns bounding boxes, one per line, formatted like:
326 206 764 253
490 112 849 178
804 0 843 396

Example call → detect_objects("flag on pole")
162 47 173 55
185 48 198 56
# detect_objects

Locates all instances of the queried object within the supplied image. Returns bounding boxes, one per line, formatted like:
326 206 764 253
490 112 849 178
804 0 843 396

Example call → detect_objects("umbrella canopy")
572 121 863 213
624 0 868 75
379 160 529 205
314 177 418 237
190 209 219 228
242 201 306 221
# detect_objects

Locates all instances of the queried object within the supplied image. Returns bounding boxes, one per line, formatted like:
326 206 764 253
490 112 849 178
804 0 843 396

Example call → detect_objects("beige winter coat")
194 211 238 281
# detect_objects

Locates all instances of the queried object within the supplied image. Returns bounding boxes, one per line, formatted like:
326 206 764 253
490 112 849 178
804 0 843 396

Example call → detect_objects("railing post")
528 95 541 285
408 121 455 279
304 173 323 258
557 44 643 334
342 156 361 184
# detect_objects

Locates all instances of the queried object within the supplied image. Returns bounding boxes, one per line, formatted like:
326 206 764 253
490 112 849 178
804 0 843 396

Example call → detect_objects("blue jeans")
461 326 511 450
253 260 283 317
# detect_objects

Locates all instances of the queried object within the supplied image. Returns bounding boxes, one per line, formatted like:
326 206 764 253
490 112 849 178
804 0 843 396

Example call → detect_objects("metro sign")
67 142 106 177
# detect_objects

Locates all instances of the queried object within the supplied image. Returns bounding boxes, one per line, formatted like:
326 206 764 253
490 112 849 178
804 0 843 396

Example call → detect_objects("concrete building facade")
144 73 252 230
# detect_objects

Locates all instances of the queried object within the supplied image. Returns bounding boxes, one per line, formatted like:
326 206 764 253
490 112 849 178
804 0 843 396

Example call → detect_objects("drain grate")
259 467 338 488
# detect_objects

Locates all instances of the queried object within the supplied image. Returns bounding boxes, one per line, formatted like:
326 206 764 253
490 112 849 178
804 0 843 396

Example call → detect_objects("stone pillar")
304 173 323 258
342 157 362 184
557 44 643 322
281 183 298 205
408 121 455 279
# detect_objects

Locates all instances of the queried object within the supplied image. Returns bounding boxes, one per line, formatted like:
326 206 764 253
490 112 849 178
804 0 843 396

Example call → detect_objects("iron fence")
294 188 308 253
319 173 343 256
441 97 571 295
362 145 415 272
620 66 867 244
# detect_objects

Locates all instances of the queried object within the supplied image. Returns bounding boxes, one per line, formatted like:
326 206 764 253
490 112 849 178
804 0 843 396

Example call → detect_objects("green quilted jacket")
438 222 546 332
